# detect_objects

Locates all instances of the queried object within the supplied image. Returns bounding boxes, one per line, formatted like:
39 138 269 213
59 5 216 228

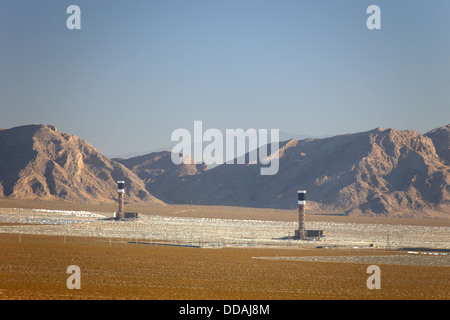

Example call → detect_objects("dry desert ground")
0 199 448 300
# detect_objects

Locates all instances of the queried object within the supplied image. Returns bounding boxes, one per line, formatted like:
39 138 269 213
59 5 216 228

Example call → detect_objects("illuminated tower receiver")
117 181 125 220
296 190 306 239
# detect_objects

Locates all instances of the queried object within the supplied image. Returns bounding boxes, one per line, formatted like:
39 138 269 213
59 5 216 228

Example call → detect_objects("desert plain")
0 199 448 300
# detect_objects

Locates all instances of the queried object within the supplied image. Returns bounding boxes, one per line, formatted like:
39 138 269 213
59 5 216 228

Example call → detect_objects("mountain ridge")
126 125 449 217
0 124 164 206
0 123 448 218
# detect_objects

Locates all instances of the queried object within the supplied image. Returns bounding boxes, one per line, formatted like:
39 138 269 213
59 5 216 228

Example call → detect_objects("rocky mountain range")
0 123 448 217
113 151 208 202
0 125 163 205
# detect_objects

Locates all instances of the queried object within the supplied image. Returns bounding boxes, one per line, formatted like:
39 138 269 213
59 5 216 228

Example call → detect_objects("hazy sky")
1 0 449 157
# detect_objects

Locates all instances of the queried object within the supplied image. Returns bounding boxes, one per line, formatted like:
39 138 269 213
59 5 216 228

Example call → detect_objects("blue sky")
1 0 449 157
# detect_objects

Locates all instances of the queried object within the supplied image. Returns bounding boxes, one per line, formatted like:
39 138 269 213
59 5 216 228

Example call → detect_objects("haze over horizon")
1 0 449 156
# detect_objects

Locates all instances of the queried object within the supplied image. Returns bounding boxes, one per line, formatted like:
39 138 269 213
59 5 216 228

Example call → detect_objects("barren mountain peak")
1 124 448 217
142 126 449 217
425 123 450 164
0 124 163 205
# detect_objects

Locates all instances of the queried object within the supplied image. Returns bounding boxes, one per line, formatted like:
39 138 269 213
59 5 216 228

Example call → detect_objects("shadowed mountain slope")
138 126 449 217
1 124 448 217
0 125 163 205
